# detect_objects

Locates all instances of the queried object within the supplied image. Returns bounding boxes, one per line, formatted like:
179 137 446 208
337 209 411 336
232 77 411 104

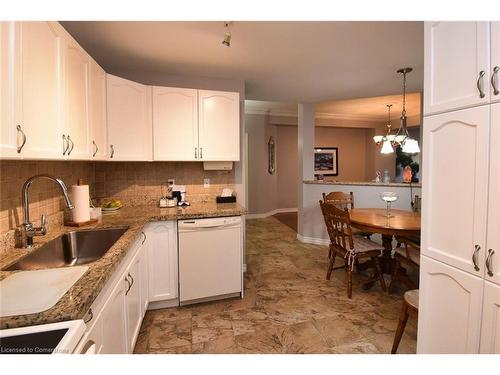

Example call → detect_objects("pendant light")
393 67 420 154
373 104 395 153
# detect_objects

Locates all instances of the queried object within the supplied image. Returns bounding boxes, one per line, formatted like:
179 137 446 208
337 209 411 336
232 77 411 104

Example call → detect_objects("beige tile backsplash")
94 161 234 206
0 160 235 237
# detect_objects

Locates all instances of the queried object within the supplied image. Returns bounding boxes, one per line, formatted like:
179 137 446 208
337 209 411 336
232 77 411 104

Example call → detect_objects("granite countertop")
303 180 422 188
0 202 245 329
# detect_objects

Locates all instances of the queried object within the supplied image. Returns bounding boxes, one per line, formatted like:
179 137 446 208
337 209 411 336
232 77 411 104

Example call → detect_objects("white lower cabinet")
480 281 500 353
144 221 178 304
76 222 178 354
417 255 483 354
125 251 142 353
101 275 128 354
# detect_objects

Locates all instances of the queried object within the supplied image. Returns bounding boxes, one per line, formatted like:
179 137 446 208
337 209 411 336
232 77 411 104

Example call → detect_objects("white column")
297 103 315 238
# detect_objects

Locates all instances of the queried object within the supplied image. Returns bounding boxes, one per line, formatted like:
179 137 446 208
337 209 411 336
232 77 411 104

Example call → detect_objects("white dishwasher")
178 216 243 305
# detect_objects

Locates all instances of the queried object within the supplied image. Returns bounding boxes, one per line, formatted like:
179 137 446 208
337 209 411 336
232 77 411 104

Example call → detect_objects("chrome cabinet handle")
16 125 27 153
141 231 146 245
84 308 93 324
125 276 131 295
128 272 134 288
62 135 69 155
195 147 198 159
92 140 98 157
110 144 114 159
67 135 74 156
492 66 499 96
486 249 495 277
472 244 481 271
200 147 203 159
477 70 486 98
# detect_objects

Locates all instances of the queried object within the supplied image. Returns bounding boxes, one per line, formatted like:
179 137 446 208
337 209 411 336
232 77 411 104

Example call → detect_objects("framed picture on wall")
314 147 338 177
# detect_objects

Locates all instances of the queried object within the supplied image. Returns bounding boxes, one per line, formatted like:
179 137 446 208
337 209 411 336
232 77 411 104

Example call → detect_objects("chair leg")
374 256 387 292
326 252 336 280
347 268 353 299
391 301 410 354
328 247 332 259
389 259 401 294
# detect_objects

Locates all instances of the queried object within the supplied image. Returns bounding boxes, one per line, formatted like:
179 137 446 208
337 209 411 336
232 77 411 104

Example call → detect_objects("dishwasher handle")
179 217 241 230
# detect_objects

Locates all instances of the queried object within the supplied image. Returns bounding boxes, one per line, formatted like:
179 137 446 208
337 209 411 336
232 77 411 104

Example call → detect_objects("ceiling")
245 92 421 126
61 21 424 103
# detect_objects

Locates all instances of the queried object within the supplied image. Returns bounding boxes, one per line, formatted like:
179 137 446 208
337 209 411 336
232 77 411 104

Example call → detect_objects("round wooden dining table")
349 208 421 274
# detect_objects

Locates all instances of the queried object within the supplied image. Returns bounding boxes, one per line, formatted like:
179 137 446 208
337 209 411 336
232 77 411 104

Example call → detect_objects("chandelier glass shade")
374 67 420 154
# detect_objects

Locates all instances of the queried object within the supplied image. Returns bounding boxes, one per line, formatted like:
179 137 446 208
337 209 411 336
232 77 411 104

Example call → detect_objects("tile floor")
134 216 417 354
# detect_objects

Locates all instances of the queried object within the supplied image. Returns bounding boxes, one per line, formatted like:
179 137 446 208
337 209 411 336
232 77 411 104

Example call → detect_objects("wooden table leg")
381 234 395 274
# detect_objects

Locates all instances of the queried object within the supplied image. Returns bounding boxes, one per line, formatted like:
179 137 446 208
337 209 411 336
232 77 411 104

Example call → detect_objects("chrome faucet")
15 174 74 248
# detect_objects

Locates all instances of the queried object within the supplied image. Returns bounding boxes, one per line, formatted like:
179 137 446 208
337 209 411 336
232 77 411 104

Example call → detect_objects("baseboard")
246 208 298 219
147 299 179 310
243 263 247 273
297 234 329 246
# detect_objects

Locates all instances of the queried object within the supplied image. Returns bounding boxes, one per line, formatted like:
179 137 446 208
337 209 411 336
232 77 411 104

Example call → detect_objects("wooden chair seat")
389 236 421 293
320 200 387 299
394 246 420 265
352 235 385 253
392 289 419 354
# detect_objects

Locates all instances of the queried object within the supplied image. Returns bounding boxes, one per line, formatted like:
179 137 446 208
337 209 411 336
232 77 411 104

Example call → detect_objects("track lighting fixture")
222 22 231 47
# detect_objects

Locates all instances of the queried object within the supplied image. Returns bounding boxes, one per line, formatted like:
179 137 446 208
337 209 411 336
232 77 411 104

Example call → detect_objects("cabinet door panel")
491 22 500 103
422 106 489 275
74 315 103 354
106 74 152 161
89 60 107 160
487 103 500 285
140 238 149 315
101 278 127 354
480 281 500 353
0 22 19 159
424 21 490 115
145 221 178 302
15 22 64 159
126 255 142 353
64 38 90 160
417 255 483 353
153 87 198 161
198 90 240 161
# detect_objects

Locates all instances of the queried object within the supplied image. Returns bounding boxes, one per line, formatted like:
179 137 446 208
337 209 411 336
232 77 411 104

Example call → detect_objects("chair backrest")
322 191 355 210
319 200 354 252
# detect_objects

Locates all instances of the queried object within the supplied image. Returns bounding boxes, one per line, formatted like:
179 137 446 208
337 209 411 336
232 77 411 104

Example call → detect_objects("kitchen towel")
70 184 90 223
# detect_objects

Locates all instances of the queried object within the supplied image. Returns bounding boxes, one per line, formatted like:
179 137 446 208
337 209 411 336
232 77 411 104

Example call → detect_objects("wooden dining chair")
319 200 387 299
322 191 373 258
389 236 420 293
391 289 419 354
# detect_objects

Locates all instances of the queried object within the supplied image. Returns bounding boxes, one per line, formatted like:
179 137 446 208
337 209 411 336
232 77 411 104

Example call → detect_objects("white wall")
299 183 421 244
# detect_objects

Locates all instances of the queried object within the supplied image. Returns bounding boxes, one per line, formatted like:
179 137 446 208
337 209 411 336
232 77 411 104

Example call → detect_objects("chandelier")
374 67 420 154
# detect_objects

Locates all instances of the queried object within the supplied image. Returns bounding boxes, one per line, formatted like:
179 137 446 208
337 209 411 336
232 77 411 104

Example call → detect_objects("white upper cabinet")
107 74 152 161
63 34 90 160
418 255 484 354
89 60 107 160
12 22 65 159
422 106 489 275
153 87 198 161
0 22 19 159
424 22 490 115
491 22 500 103
198 90 240 161
487 102 500 285
480 281 500 353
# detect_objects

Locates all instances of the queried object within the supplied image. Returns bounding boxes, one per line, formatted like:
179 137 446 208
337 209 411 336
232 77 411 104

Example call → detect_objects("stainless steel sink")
5 226 129 271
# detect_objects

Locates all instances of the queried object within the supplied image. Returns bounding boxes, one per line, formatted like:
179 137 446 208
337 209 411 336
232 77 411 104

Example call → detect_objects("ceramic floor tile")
134 216 416 354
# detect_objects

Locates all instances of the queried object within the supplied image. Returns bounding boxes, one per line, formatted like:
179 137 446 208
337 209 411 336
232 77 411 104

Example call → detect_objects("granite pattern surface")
133 216 417 354
303 180 422 188
0 202 245 329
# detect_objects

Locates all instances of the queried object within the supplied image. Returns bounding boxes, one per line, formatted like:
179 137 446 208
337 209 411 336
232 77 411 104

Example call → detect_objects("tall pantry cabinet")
419 21 500 353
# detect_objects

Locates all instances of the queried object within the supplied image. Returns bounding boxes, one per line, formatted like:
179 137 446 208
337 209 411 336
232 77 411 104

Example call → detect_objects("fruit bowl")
101 199 123 212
